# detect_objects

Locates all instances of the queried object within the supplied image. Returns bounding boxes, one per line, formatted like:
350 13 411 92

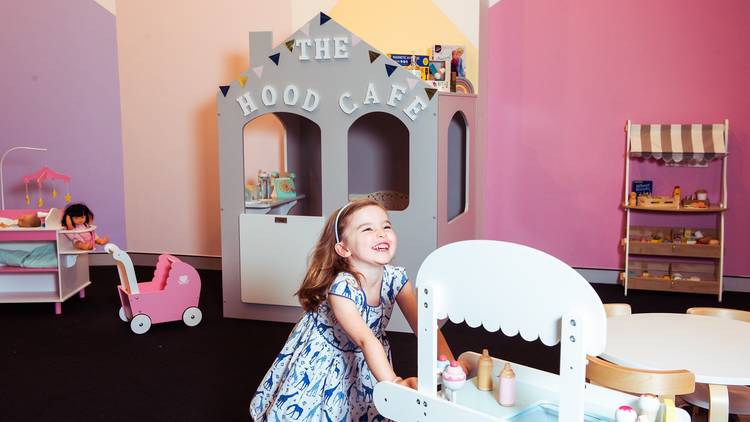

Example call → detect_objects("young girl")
250 199 463 421
61 203 109 250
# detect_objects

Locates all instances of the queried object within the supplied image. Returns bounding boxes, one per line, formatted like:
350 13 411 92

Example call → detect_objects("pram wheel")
130 314 152 334
118 306 128 322
182 307 202 327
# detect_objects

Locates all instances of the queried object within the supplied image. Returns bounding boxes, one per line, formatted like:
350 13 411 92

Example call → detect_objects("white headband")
334 202 352 244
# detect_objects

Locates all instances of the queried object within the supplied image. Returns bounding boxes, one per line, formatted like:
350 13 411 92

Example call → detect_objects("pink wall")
485 0 750 276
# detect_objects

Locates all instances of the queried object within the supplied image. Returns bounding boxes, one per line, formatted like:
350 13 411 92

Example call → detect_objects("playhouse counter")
244 195 305 215
375 352 689 421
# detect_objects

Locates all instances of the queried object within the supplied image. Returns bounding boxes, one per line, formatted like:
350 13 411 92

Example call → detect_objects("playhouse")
217 13 481 329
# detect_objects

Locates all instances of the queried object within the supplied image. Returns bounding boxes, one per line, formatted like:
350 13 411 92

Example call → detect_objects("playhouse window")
447 111 468 221
347 112 409 211
243 112 322 216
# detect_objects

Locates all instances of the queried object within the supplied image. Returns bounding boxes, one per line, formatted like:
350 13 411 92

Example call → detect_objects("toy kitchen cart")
622 120 728 300
218 13 481 330
0 208 93 314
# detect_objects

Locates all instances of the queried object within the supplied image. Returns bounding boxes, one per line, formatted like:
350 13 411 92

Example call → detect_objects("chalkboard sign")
632 180 653 196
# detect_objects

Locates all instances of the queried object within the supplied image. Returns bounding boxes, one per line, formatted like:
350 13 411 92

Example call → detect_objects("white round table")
602 313 750 421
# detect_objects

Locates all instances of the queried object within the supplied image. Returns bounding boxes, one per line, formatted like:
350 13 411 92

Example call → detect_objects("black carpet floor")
1 265 748 421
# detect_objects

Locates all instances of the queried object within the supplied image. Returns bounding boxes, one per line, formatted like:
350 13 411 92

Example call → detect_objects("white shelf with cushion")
0 207 93 314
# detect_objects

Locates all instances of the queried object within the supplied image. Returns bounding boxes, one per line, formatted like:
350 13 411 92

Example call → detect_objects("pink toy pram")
105 243 202 334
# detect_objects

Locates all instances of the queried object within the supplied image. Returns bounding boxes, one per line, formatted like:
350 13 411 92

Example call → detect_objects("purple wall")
485 0 750 276
0 1 126 246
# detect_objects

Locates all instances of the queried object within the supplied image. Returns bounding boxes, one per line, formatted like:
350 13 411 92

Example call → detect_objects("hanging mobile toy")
22 166 72 208
37 180 44 207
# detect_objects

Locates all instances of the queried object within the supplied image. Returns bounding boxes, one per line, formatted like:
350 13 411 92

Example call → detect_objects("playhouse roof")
217 12 438 122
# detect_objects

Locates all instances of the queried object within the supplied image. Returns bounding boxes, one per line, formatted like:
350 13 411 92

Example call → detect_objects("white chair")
373 240 610 421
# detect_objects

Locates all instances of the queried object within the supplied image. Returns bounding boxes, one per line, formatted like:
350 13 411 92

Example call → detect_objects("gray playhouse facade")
217 13 479 331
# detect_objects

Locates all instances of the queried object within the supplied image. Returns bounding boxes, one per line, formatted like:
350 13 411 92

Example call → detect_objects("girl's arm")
396 280 470 373
329 295 401 383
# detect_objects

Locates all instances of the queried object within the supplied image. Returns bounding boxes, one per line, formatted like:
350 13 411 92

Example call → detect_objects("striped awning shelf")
629 123 727 164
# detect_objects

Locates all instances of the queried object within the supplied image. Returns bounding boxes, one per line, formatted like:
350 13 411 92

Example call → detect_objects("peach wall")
117 1 291 255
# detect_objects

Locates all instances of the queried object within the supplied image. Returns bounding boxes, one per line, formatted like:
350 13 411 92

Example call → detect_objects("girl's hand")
399 377 418 389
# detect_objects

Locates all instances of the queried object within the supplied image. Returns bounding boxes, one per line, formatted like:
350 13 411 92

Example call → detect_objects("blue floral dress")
250 265 409 422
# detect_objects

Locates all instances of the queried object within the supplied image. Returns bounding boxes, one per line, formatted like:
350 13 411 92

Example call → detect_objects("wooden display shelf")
624 276 718 295
625 260 719 295
628 241 721 258
624 205 726 213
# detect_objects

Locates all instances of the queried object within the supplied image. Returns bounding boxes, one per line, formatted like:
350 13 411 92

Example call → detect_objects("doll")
61 203 109 250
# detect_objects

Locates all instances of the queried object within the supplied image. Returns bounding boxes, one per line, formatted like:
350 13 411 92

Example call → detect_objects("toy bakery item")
441 360 466 402
436 354 450 376
615 405 637 422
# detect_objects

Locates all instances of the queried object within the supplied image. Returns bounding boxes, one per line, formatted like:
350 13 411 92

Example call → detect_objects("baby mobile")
22 166 72 208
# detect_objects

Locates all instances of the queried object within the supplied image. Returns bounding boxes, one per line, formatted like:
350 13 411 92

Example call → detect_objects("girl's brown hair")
296 199 385 312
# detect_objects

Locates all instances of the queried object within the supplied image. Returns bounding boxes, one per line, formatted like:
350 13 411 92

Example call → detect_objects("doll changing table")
373 240 690 421
0 208 94 314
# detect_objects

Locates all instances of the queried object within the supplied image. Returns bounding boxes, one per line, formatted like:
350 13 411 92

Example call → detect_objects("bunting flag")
299 22 310 36
368 50 381 63
252 66 264 78
320 12 332 25
424 88 438 101
385 64 398 77
238 75 248 87
351 34 361 47
219 85 230 97
285 39 294 52
269 52 280 66
407 78 419 90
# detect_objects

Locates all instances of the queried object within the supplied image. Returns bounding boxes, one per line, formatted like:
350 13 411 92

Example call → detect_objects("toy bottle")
498 362 516 406
476 349 493 391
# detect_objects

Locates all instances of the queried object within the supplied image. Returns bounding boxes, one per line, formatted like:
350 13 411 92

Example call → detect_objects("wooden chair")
681 307 750 417
604 303 632 317
686 307 750 323
586 355 695 397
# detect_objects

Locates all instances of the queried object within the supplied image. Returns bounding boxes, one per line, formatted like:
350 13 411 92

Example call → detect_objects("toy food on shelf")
683 189 711 209
628 192 637 207
637 194 678 209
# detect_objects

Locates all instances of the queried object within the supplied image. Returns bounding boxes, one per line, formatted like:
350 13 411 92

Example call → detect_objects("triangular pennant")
300 22 310 36
385 63 398 77
407 78 419 90
252 66 263 78
368 50 381 63
424 88 438 101
238 75 248 87
320 12 332 25
285 39 294 52
351 34 361 47
219 85 230 97
269 52 280 66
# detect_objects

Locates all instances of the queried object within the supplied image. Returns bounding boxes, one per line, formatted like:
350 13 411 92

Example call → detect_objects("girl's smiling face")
72 215 87 226
337 205 397 270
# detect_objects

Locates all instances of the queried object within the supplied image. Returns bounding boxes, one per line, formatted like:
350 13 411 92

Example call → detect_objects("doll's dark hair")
61 203 94 228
